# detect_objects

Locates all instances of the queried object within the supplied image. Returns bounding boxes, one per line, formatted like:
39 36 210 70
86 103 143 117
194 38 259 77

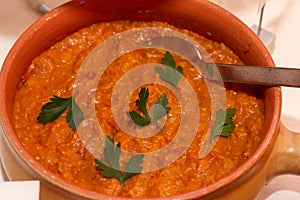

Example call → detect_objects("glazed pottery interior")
0 0 281 199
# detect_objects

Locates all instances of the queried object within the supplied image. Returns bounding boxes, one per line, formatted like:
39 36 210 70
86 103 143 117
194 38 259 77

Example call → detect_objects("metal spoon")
146 36 300 87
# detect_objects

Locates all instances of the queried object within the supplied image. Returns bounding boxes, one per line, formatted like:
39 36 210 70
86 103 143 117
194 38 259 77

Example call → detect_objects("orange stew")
13 21 265 198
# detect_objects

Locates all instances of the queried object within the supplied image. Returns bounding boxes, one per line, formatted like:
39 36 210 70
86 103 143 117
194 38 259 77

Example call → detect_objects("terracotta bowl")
1 0 299 199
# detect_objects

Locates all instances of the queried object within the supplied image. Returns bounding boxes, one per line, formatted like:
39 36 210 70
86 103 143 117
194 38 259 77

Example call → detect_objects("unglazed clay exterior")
1 0 298 199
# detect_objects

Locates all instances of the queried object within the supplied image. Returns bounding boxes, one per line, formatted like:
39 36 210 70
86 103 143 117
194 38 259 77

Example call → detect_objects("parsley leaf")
126 110 151 127
211 108 236 140
206 63 215 77
94 136 144 186
127 88 151 127
155 51 183 87
127 87 171 129
135 87 150 118
152 93 171 122
123 155 144 181
37 94 84 130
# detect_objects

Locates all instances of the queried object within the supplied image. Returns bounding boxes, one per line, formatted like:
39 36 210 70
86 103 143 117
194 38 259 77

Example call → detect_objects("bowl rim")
0 0 282 199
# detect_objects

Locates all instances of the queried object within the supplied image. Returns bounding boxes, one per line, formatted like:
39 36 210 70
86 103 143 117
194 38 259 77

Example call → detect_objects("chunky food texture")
13 21 265 198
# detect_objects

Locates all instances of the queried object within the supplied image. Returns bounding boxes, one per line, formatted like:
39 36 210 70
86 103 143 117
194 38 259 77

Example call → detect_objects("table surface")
1 0 300 199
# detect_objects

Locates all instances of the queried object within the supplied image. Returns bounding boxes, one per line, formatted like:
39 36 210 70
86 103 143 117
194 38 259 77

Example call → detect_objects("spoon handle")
213 63 300 87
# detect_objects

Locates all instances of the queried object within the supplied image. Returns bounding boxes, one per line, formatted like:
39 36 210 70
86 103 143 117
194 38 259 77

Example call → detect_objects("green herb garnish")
155 51 183 87
127 87 171 129
127 87 151 127
211 108 236 140
153 93 171 122
37 94 84 131
206 63 215 77
94 136 144 186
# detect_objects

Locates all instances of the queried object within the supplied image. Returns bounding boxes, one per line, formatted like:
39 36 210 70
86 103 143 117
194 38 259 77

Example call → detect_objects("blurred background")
1 0 300 199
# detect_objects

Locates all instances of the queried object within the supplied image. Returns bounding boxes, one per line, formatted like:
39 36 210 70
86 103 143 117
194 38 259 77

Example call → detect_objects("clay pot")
0 0 298 199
